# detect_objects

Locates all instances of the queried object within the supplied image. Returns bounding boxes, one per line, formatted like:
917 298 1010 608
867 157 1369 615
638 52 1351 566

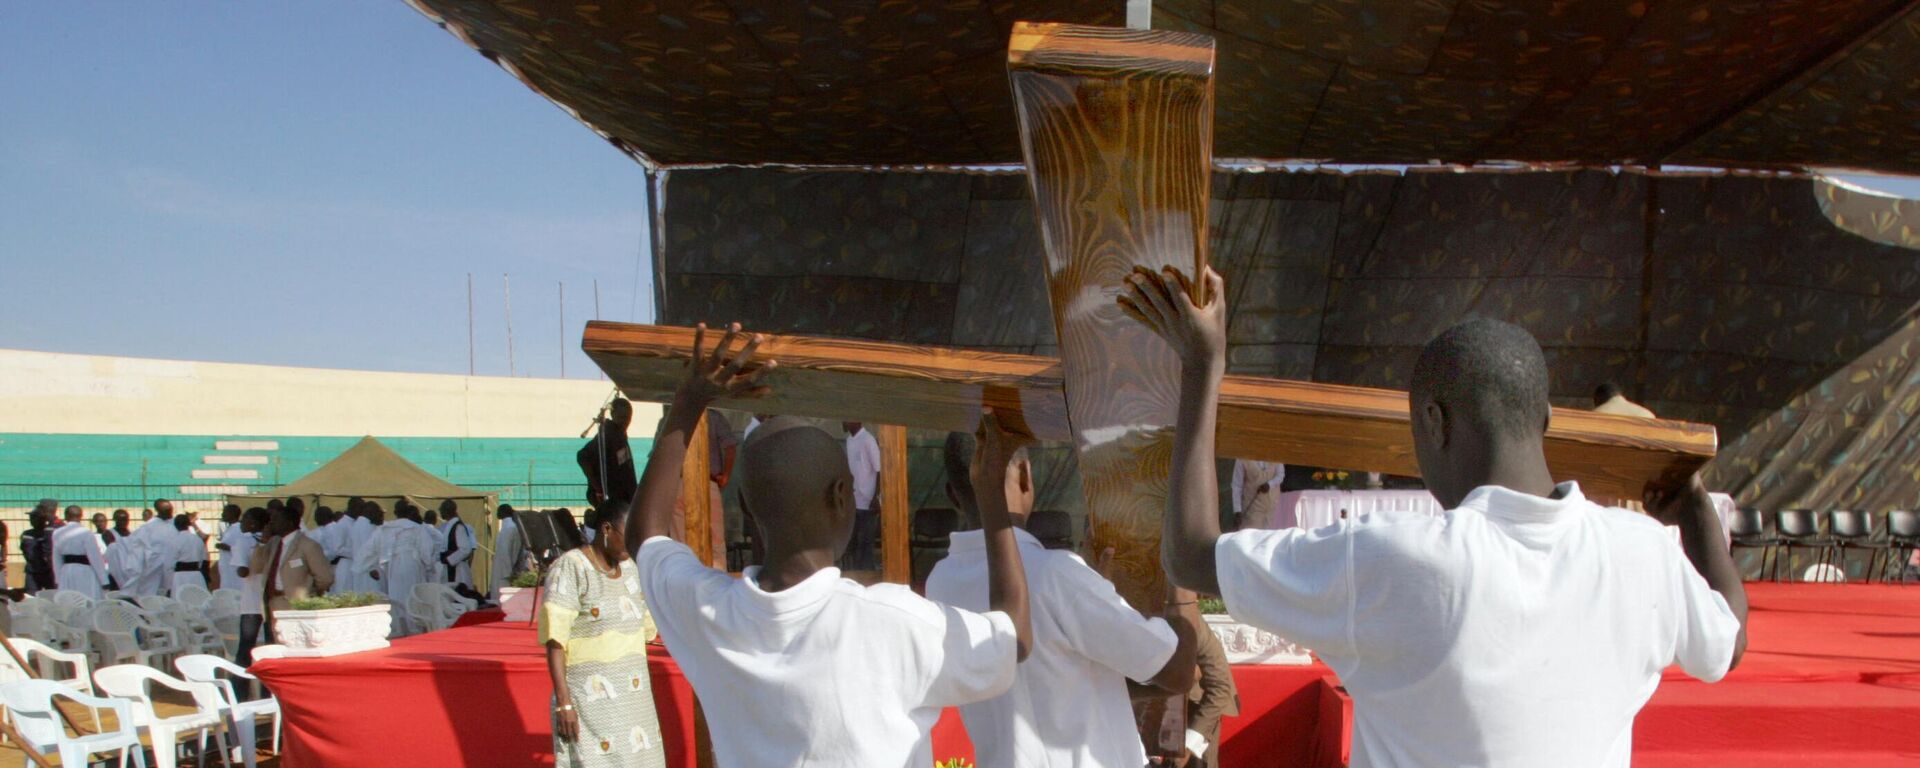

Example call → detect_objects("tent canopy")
228 436 500 589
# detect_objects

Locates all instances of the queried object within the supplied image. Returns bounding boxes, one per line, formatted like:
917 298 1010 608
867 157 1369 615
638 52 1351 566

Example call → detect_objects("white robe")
437 518 476 591
126 519 175 596
217 524 249 591
368 519 435 635
489 518 525 598
168 527 208 597
50 524 109 599
104 529 148 594
314 519 352 594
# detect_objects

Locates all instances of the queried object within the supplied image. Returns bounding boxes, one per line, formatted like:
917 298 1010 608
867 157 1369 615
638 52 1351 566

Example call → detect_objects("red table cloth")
252 615 1339 768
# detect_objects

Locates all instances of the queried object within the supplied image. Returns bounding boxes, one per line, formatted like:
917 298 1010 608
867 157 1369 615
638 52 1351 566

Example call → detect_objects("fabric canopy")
228 436 500 590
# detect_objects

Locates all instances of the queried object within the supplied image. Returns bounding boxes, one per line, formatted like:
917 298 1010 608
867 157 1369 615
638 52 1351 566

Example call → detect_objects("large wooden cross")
585 24 1717 608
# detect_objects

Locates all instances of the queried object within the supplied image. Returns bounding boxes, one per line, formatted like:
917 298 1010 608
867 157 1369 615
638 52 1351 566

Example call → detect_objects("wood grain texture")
1010 21 1217 610
879 425 911 585
679 415 714 567
584 322 1718 500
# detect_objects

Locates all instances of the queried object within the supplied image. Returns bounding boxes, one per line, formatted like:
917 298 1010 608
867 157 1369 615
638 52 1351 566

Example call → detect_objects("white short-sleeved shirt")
229 532 264 614
638 536 1017 768
845 428 883 509
1216 482 1739 768
926 527 1177 768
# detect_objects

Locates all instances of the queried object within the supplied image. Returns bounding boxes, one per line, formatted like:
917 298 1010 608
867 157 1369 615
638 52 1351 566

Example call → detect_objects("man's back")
638 536 1016 767
1216 483 1738 767
925 528 1175 768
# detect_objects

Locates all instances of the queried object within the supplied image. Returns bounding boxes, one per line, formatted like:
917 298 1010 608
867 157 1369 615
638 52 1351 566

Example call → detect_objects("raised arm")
1647 474 1750 671
626 323 774 556
1120 266 1229 596
970 408 1034 661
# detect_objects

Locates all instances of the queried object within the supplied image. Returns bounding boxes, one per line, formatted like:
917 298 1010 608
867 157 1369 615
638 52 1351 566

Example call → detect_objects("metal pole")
504 274 517 377
467 273 476 376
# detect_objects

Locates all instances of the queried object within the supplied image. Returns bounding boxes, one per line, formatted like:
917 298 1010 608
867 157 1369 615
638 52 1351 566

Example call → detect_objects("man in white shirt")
1122 270 1748 768
435 499 476 591
127 498 180 596
231 508 268 665
927 432 1201 768
628 324 1034 768
52 506 109 599
840 421 884 570
1230 459 1284 530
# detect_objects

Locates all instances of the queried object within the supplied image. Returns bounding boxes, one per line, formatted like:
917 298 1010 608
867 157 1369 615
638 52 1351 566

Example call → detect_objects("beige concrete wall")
0 348 661 437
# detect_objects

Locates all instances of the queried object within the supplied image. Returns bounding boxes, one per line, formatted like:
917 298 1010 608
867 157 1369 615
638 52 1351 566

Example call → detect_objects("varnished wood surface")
879 425 911 585
584 322 1718 500
1011 21 1216 610
680 415 714 567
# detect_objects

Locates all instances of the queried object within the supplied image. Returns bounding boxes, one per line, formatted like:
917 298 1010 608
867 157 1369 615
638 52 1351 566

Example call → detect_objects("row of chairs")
0 652 280 768
12 588 237 674
1729 509 1920 582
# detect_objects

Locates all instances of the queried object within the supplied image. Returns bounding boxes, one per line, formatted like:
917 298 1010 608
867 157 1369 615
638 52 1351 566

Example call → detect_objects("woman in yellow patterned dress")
540 506 666 768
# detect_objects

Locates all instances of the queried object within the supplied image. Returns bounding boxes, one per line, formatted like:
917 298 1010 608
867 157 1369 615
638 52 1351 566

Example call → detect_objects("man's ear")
1422 400 1450 448
1015 458 1033 494
827 477 852 518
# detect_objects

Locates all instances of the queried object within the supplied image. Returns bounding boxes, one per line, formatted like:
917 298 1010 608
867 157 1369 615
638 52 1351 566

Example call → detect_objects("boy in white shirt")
1121 267 1748 768
926 430 1203 768
626 323 1035 768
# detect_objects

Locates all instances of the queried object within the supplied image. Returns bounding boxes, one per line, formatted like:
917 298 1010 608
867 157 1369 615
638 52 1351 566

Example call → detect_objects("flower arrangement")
934 760 974 768
510 570 542 588
288 592 388 611
1198 597 1228 615
1311 470 1354 490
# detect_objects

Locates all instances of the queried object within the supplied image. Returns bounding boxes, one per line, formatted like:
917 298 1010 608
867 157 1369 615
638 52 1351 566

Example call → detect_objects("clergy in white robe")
369 515 435 635
168 517 209 597
51 521 109 599
127 515 178 596
346 513 378 593
436 506 476 591
488 513 525 598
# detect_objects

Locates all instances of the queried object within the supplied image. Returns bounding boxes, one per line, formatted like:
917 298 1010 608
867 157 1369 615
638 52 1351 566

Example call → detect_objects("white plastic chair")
135 597 225 657
176 655 279 768
94 664 233 768
209 590 242 615
407 583 472 634
174 584 214 612
0 637 102 729
0 679 146 768
91 602 185 670
26 597 96 662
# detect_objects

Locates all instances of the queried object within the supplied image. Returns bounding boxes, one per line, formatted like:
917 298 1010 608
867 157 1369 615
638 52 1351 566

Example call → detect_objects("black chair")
908 507 960 583
1027 510 1074 550
1776 509 1835 581
1882 510 1920 584
1828 510 1878 581
1729 508 1784 582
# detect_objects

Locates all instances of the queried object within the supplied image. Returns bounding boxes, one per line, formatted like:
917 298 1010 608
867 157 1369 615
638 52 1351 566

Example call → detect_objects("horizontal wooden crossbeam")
584 321 1716 499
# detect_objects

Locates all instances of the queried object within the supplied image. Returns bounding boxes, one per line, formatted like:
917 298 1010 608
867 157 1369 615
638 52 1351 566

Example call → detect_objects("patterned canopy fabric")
407 0 1920 171
657 166 1920 510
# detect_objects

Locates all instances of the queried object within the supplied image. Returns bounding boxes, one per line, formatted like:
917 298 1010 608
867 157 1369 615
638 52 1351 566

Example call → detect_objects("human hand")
1117 265 1227 369
970 407 1035 488
1643 473 1714 528
554 704 580 742
673 323 776 412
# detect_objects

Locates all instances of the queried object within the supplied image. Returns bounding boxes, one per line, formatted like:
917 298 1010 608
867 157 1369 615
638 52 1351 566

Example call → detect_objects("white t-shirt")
637 536 1017 767
229 532 263 615
925 528 1176 768
1215 482 1739 768
845 428 882 510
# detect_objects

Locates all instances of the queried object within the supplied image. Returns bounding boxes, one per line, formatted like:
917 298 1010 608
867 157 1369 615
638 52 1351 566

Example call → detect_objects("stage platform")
251 582 1920 767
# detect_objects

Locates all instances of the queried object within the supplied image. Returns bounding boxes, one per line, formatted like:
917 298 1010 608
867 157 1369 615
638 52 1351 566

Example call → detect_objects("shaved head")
740 416 856 553
1409 318 1553 507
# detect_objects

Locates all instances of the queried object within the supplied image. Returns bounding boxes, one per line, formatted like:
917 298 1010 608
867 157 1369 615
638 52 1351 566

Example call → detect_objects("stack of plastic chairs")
0 637 103 729
135 596 227 658
90 601 186 670
176 655 281 768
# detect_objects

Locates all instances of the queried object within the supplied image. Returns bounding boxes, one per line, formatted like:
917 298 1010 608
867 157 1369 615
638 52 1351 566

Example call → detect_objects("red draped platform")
253 583 1920 767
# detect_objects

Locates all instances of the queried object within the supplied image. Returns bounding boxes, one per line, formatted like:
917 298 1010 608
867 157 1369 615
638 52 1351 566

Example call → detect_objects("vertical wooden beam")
878 425 911 584
680 414 714 567
1010 22 1216 610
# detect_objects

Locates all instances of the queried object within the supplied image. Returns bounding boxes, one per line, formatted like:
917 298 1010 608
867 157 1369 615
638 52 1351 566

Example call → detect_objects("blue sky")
0 2 652 379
